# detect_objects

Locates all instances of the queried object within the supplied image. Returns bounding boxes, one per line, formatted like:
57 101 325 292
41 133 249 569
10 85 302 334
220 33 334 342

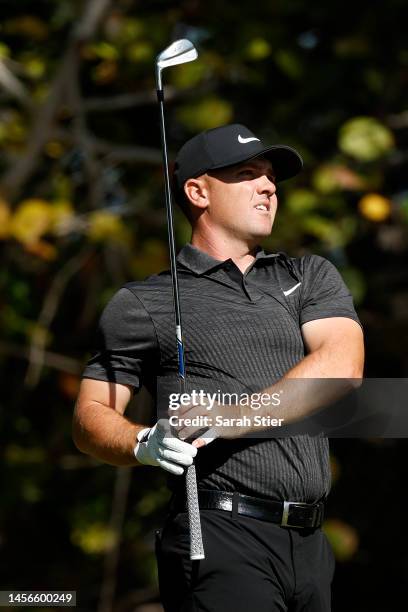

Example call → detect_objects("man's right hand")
134 419 197 475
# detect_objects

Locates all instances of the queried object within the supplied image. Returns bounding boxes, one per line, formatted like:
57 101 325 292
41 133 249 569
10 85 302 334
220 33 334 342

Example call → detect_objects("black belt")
171 490 324 529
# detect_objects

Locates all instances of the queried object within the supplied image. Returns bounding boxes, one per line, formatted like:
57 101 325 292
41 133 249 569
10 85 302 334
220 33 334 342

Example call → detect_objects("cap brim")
209 145 303 182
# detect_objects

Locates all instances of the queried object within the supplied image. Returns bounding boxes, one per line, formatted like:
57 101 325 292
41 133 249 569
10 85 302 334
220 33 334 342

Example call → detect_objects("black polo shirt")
83 244 360 503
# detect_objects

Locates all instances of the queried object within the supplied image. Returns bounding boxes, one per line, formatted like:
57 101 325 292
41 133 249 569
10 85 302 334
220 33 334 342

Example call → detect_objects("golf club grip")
186 463 205 560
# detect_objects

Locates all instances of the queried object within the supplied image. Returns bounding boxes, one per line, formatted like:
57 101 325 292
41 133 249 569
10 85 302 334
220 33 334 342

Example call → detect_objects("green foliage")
338 117 395 161
71 522 117 555
245 38 272 61
286 189 320 213
274 48 303 80
339 266 366 304
176 96 234 131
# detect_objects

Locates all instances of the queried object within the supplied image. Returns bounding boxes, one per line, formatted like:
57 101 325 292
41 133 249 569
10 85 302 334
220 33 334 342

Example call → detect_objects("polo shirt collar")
177 243 279 275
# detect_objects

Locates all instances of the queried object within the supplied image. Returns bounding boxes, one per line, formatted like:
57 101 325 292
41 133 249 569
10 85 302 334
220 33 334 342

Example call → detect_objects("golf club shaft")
157 88 205 561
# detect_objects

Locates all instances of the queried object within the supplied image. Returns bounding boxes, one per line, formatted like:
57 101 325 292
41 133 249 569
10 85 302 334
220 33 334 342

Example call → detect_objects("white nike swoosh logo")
238 135 260 144
283 282 301 296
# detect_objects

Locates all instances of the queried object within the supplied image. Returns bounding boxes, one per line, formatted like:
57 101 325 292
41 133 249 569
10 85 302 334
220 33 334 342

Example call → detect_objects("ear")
184 176 209 211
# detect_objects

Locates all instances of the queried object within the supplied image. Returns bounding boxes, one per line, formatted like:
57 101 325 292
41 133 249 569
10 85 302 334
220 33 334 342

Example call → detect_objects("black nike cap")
173 123 303 191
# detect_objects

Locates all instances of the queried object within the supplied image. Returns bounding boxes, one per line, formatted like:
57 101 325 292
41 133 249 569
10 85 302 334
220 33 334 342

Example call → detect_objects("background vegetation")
1 0 407 610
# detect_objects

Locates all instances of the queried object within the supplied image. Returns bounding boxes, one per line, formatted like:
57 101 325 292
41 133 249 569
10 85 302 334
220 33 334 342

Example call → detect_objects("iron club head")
155 39 198 91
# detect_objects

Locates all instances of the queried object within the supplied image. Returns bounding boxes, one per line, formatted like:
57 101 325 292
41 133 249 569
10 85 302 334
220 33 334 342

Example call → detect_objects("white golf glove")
134 418 197 475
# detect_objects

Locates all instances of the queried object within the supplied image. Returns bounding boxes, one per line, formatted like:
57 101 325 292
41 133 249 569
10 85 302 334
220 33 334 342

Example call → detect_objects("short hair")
172 176 194 223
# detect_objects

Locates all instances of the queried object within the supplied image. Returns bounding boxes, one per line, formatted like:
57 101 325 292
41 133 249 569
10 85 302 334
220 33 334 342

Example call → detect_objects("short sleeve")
82 287 158 391
299 255 361 327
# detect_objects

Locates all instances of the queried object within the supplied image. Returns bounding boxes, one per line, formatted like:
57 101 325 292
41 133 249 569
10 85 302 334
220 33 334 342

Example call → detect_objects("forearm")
248 344 363 429
73 400 146 466
176 336 366 446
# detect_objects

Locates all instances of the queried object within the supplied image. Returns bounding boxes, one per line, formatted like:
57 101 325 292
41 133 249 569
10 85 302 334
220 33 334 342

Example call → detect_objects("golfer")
73 124 364 611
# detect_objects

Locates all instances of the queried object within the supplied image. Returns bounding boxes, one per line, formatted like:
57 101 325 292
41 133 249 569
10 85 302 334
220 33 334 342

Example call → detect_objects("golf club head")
156 39 198 90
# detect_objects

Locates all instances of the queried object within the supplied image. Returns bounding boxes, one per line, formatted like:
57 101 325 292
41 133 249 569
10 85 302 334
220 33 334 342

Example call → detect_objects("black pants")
156 508 335 612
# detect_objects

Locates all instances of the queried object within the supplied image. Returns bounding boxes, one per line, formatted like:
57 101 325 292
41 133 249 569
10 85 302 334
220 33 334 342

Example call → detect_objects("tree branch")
24 249 92 388
83 89 172 112
0 59 31 106
91 137 163 164
0 0 114 203
66 41 106 209
387 110 408 129
73 0 112 41
83 81 212 112
0 341 83 375
97 467 132 612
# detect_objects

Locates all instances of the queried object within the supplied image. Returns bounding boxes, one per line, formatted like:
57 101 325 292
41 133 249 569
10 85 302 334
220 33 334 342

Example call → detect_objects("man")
73 124 364 611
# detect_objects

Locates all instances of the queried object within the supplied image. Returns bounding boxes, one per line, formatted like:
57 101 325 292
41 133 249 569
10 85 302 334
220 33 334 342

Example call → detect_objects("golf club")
155 39 205 561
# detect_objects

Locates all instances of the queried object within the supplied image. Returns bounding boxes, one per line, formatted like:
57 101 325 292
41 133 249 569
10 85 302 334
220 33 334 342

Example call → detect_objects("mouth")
254 201 270 212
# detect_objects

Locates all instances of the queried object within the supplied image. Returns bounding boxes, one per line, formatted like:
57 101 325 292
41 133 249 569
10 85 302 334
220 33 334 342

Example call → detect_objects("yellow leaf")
52 174 73 202
275 49 302 79
88 42 119 61
169 58 207 89
51 200 74 232
10 199 53 245
338 117 394 161
132 239 169 278
246 38 271 60
22 56 46 79
313 164 366 193
126 41 153 63
0 110 27 145
87 210 130 244
92 60 118 84
5 444 45 464
71 523 117 555
25 240 57 261
0 43 11 59
323 519 359 562
177 97 233 131
4 16 48 41
44 140 65 159
358 193 391 222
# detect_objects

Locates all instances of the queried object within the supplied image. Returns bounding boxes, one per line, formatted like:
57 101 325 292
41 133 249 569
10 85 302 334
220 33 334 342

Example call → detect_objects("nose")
256 174 276 198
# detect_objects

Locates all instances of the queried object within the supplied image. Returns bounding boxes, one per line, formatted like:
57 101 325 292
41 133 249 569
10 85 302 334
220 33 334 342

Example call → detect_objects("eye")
238 169 253 177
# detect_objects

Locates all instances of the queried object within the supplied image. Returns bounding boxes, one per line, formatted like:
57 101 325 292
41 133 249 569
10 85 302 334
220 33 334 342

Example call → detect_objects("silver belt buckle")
281 501 313 528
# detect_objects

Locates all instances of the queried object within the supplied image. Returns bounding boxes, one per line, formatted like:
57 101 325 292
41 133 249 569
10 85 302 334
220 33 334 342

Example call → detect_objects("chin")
250 224 274 238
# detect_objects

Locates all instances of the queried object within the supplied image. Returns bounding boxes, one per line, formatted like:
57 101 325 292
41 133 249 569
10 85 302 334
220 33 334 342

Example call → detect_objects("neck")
191 229 259 274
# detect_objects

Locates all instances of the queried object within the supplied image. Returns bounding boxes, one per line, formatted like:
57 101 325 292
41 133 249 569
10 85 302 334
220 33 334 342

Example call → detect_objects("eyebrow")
239 161 275 176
